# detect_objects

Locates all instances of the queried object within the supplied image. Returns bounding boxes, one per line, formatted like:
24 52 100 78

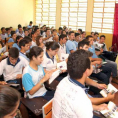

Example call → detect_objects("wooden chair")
42 99 53 118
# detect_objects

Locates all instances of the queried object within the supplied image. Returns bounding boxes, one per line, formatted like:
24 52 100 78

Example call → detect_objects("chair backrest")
42 99 53 118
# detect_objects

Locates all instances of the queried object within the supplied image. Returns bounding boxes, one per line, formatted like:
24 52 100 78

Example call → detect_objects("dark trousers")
56 72 68 81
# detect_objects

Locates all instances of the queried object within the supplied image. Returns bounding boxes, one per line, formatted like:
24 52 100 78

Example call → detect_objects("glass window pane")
93 18 102 23
92 23 102 28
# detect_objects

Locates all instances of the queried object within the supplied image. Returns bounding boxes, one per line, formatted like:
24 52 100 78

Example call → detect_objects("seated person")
66 31 76 54
24 30 29 37
27 21 33 28
31 31 37 47
61 30 66 35
0 85 20 118
78 39 111 85
36 35 46 52
86 35 118 84
0 27 8 40
0 47 26 84
19 39 30 64
58 34 67 60
57 27 63 36
52 29 59 42
81 31 86 40
93 32 99 42
22 46 54 100
35 28 40 36
16 27 24 38
52 50 113 118
73 33 80 48
12 35 23 51
15 24 22 33
6 28 11 38
8 31 16 43
28 28 32 38
43 29 53 43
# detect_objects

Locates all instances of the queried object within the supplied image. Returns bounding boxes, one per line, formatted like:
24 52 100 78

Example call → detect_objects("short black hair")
91 32 94 35
6 28 10 31
16 36 22 43
69 31 75 35
67 50 91 80
94 32 99 36
59 34 67 41
24 36 32 43
45 41 60 50
82 31 86 34
19 39 29 48
9 47 19 58
100 35 105 39
86 35 93 40
59 27 63 30
78 40 90 49
1 27 5 31
75 33 80 37
46 28 50 32
18 24 22 28
11 31 16 37
78 29 82 34
30 21 33 24
31 31 37 38
24 29 28 32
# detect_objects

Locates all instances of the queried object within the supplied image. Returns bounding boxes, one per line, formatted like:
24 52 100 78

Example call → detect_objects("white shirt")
52 77 93 118
32 41 37 47
16 32 24 37
0 57 26 81
43 35 53 43
41 52 57 71
58 43 66 60
0 33 8 40
22 65 47 98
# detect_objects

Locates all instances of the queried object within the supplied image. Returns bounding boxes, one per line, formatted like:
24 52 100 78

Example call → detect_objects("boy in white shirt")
0 47 26 84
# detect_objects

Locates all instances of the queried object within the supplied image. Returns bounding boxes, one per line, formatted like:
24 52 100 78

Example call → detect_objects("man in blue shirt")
66 31 76 54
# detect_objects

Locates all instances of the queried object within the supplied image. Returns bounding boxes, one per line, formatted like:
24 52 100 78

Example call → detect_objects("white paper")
101 101 118 118
60 53 69 61
49 70 60 84
100 84 118 98
57 61 67 70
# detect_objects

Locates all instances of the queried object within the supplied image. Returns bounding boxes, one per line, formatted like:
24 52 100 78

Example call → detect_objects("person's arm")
0 60 4 75
89 93 115 105
93 104 108 111
53 35 59 42
85 77 107 89
91 57 102 61
43 35 52 41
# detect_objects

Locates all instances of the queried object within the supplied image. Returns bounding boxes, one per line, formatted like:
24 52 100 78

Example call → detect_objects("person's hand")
0 81 7 85
107 92 115 101
97 84 107 89
95 61 102 65
96 104 108 111
16 74 22 79
43 71 53 82
100 48 103 53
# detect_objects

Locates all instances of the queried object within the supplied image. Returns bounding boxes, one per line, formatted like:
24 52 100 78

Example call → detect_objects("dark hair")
78 29 82 34
61 30 66 35
52 29 57 33
69 31 75 35
10 27 12 29
45 41 59 50
9 47 19 58
23 27 26 31
11 31 16 37
100 35 105 39
36 35 43 46
16 36 22 43
31 31 37 38
0 41 4 47
45 28 50 32
6 28 10 32
34 28 39 32
67 50 91 80
94 32 99 36
91 32 94 35
1 27 5 31
78 40 90 49
86 35 93 40
82 31 86 34
75 33 80 37
59 27 63 30
24 29 28 32
18 24 22 28
26 46 43 60
24 36 32 43
19 39 29 48
59 34 67 41
0 85 20 118
30 21 33 24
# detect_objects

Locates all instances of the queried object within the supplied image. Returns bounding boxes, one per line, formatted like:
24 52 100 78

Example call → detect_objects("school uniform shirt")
58 43 66 60
73 41 78 49
12 43 21 51
43 35 53 43
66 40 77 54
8 38 14 43
27 25 32 28
41 52 57 71
52 76 93 118
88 45 98 58
0 57 26 82
16 31 24 37
19 52 29 66
32 41 37 47
22 65 47 98
0 33 8 40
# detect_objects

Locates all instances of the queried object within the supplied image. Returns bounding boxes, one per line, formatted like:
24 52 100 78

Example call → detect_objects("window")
61 0 88 31
36 0 56 28
92 0 118 34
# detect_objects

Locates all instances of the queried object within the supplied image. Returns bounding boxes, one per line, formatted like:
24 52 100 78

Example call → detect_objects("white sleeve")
0 60 4 75
41 55 47 68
